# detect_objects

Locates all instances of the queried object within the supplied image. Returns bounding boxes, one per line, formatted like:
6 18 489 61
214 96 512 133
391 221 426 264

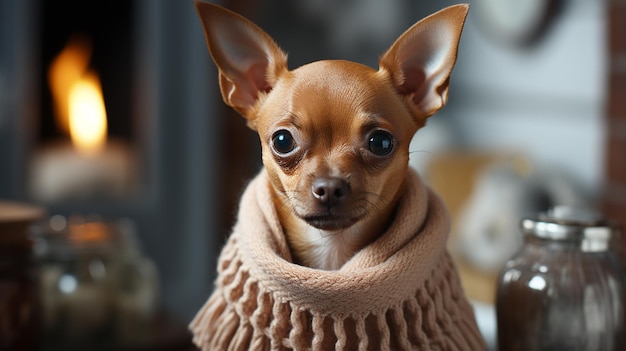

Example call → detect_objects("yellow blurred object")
425 151 532 304
68 72 108 155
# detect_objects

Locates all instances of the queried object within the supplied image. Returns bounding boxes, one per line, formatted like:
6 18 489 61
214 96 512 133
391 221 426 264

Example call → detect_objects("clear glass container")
496 206 625 351
31 215 159 350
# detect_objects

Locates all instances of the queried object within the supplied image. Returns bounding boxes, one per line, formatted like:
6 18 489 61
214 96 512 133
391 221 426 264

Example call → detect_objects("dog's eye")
272 130 296 154
368 131 394 156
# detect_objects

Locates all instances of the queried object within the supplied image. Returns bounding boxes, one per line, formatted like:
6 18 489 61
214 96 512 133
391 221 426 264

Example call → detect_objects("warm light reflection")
68 73 107 155
69 221 109 244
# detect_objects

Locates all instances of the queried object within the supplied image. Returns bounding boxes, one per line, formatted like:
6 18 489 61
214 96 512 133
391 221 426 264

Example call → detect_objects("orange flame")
48 36 107 155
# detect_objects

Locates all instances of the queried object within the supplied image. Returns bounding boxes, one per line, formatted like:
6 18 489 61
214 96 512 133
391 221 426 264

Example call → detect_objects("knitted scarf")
190 169 485 351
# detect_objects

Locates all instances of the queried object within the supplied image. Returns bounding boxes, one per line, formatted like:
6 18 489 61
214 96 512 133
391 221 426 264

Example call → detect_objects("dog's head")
195 2 468 237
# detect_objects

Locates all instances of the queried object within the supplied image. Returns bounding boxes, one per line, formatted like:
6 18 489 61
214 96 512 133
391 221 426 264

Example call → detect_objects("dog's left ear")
379 4 469 124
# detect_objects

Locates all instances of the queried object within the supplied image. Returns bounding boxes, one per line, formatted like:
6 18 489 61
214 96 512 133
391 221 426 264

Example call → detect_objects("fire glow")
30 35 136 202
48 36 108 156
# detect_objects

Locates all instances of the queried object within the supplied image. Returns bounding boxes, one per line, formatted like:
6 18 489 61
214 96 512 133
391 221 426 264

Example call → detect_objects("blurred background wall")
0 0 622 350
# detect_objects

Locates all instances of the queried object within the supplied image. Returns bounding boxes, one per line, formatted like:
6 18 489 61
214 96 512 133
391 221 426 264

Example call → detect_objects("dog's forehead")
289 60 380 94
273 60 400 117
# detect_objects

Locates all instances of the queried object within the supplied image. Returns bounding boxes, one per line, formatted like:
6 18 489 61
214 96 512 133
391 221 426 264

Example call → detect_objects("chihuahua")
195 2 468 270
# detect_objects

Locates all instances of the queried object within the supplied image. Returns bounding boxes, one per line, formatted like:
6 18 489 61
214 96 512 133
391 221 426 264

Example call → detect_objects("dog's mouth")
302 214 361 231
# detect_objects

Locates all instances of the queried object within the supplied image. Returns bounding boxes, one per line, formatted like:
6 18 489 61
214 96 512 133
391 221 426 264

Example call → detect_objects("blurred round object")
474 0 562 47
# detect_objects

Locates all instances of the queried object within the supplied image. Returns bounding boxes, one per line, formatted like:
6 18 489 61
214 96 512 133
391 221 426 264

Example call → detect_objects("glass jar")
31 215 160 350
496 206 625 351
0 202 45 351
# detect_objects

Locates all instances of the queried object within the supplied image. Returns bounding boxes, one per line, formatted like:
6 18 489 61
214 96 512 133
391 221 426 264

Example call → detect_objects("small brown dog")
196 2 468 270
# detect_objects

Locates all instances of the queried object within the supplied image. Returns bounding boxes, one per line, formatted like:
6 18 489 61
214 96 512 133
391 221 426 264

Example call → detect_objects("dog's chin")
303 214 361 231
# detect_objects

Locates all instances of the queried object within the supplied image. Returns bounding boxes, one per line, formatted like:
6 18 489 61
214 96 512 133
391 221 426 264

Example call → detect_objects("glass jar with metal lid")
496 206 625 351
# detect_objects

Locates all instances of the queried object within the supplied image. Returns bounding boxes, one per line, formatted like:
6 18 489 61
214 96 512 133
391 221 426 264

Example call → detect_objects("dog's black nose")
311 177 350 207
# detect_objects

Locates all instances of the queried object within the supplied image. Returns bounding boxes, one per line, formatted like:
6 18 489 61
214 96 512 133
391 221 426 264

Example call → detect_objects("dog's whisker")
408 149 433 155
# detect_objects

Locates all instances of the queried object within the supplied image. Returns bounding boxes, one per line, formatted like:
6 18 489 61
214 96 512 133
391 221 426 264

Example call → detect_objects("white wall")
412 0 607 198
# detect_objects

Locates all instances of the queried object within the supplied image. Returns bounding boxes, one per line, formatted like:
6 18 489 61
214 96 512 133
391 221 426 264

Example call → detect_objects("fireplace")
0 0 223 329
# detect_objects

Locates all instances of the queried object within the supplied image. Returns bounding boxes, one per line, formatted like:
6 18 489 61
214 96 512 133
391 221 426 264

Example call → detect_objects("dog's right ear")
195 1 288 125
379 4 469 126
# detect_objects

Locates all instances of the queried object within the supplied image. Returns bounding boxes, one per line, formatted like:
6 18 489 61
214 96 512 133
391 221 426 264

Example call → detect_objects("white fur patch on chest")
304 225 362 271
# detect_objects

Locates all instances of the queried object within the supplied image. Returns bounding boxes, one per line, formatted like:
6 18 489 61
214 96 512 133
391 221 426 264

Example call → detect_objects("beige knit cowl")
190 169 486 350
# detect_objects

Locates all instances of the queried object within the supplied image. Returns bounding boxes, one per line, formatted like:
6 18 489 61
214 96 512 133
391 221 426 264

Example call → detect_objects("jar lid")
0 201 46 248
521 206 620 252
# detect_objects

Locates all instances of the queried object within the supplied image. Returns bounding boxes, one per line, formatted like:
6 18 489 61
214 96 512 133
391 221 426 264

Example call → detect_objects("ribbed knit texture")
190 169 486 350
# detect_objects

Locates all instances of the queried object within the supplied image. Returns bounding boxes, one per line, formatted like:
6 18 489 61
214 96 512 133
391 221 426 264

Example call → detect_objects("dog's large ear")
379 4 469 125
195 1 288 124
